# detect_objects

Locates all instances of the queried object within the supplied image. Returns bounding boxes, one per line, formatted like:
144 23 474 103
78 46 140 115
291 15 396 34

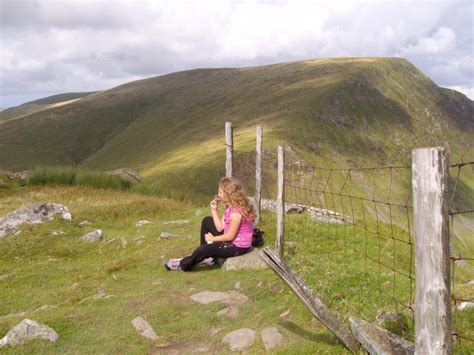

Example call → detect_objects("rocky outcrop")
0 203 72 239
0 319 59 347
218 248 267 271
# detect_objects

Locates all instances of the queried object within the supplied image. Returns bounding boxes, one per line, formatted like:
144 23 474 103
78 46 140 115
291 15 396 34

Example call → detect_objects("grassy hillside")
0 58 472 201
0 92 96 123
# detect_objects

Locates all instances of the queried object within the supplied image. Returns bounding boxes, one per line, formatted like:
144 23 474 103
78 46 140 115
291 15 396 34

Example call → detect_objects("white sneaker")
165 258 182 270
199 257 215 266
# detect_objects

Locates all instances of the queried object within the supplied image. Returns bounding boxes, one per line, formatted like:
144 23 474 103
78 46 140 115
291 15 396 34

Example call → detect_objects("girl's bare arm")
211 213 241 242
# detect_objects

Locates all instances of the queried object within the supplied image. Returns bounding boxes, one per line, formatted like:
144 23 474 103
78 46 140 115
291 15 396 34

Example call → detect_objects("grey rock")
82 229 103 242
159 232 179 239
253 198 349 223
216 306 240 318
261 327 283 351
219 248 267 271
0 203 72 239
79 220 91 226
279 309 291 321
190 290 249 306
136 220 152 227
104 168 141 183
457 302 474 311
0 319 59 347
79 288 115 304
195 209 202 216
210 327 222 336
131 316 159 340
0 273 14 281
7 171 30 181
349 316 414 354
51 231 67 236
222 328 255 351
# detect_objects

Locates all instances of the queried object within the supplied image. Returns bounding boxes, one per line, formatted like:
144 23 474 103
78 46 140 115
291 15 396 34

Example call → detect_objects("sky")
1 0 473 109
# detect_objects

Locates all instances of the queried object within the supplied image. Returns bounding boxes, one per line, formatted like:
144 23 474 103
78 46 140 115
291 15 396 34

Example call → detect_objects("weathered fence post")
412 147 451 354
255 125 263 225
276 145 285 257
225 122 233 177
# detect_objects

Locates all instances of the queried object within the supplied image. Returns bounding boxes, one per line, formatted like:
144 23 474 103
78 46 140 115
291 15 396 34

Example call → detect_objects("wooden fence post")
255 125 262 225
276 145 285 257
225 122 233 177
412 147 451 354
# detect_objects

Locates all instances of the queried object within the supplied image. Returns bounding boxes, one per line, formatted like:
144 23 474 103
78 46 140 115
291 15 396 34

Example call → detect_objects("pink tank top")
223 207 254 248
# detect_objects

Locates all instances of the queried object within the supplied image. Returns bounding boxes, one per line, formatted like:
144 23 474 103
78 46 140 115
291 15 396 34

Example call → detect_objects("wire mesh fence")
230 123 473 348
449 161 474 346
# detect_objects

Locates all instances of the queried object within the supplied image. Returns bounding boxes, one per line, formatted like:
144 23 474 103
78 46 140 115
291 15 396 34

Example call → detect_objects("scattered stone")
457 302 474 311
104 168 141 183
261 327 283 351
219 248 267 271
217 306 240 318
195 209 202 216
467 280 474 286
0 319 59 347
280 309 291 321
162 220 190 225
234 281 241 290
13 230 22 235
121 237 128 248
190 290 249 306
0 203 72 239
106 238 116 244
131 316 159 340
51 231 67 236
222 328 255 351
349 316 414 354
210 327 222 336
159 232 179 239
82 229 103 242
79 288 115 304
112 274 119 280
136 220 152 227
6 171 30 181
0 273 14 281
79 220 91 226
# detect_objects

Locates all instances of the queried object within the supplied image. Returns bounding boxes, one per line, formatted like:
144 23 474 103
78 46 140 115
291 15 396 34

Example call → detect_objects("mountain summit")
0 58 472 193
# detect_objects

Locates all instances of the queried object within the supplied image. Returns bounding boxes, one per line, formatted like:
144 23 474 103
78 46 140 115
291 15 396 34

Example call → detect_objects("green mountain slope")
0 92 97 123
0 58 472 197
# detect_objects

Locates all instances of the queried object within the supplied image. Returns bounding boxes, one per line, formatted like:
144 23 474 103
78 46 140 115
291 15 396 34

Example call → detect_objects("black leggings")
180 216 251 271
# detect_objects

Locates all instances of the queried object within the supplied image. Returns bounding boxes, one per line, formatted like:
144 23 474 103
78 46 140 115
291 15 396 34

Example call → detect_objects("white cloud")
401 27 456 55
0 0 472 108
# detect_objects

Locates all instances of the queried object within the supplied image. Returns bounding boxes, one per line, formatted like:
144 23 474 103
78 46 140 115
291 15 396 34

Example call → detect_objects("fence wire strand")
235 141 473 348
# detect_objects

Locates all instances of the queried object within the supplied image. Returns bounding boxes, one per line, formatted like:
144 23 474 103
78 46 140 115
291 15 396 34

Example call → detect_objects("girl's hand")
205 232 214 243
210 197 219 211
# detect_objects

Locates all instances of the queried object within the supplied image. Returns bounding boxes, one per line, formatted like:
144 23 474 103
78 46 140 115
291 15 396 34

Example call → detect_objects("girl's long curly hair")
219 177 255 221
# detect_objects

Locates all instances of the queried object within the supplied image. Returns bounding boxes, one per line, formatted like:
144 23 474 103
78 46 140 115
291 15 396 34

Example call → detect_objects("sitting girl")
165 177 254 271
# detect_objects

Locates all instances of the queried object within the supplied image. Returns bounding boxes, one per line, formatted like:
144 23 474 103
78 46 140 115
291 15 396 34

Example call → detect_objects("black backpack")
252 228 265 248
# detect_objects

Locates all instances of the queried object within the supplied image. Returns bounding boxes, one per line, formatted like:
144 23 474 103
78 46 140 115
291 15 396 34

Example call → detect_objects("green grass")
0 183 352 353
1 175 473 353
26 167 132 191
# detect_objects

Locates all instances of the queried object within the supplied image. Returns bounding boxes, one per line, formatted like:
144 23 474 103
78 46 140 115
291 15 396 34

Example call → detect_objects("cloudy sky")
1 0 473 109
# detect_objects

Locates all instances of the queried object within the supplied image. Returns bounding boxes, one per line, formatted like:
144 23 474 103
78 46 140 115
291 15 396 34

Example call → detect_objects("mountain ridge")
0 57 472 198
